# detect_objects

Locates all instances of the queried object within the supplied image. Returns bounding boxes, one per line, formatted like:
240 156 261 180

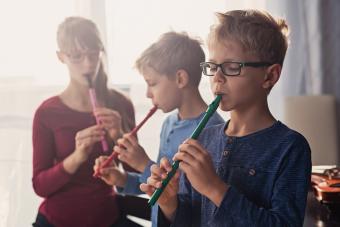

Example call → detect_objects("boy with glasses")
94 31 224 226
141 10 311 226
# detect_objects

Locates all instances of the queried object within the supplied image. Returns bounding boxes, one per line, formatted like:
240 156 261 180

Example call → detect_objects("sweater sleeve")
32 108 72 197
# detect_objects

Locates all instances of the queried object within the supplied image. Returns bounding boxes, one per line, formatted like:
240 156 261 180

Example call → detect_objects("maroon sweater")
32 92 135 227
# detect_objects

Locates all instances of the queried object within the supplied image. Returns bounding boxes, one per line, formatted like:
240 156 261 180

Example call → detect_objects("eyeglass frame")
200 61 274 77
61 49 103 64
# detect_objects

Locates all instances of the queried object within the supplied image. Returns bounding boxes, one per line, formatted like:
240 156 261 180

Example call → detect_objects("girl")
32 17 138 227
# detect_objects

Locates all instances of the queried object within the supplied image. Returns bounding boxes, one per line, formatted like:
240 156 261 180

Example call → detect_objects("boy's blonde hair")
208 10 289 66
135 31 205 86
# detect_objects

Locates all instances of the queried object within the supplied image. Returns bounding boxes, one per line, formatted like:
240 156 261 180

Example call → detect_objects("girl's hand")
63 125 105 174
94 107 123 142
74 125 106 163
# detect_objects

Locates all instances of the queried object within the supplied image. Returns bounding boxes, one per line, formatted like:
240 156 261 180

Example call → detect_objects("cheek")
230 79 260 101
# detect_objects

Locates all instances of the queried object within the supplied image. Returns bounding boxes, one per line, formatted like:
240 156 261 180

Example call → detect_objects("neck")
60 81 94 112
177 88 208 120
226 100 276 137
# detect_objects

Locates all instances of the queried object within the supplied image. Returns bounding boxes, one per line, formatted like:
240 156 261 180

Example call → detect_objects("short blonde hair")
135 31 205 87
208 10 289 66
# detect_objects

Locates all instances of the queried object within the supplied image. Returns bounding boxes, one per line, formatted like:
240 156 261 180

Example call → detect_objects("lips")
214 91 226 96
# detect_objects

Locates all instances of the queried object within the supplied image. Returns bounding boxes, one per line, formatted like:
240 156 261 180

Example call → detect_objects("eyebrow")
207 58 236 62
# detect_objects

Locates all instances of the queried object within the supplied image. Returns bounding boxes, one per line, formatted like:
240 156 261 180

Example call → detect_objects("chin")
219 102 232 112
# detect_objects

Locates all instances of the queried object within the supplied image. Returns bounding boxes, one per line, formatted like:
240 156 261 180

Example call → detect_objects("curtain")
268 0 340 162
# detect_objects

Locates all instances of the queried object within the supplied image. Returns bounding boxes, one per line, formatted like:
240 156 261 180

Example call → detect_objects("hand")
94 107 123 142
140 157 180 221
173 139 228 206
74 125 106 164
63 125 106 174
93 156 127 187
114 133 151 172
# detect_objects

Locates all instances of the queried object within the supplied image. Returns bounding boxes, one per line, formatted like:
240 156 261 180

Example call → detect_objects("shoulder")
276 122 311 152
34 96 61 116
163 112 178 125
160 112 178 132
198 122 226 144
207 112 225 126
33 96 63 127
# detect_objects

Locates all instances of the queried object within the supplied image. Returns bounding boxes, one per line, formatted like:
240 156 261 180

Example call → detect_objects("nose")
212 67 226 84
83 55 97 67
146 87 153 99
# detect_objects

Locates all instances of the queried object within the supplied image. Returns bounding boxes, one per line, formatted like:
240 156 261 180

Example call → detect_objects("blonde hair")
57 16 103 53
208 10 289 66
57 17 109 103
135 31 205 87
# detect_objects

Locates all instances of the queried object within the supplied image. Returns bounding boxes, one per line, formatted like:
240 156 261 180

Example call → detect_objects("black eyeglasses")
200 61 273 77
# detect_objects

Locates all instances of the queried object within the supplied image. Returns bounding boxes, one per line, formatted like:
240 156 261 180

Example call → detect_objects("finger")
76 127 105 140
147 176 163 188
100 166 119 175
168 171 181 188
160 157 172 172
123 133 138 146
140 183 155 196
150 164 166 178
117 152 128 163
98 155 108 163
95 108 120 117
177 143 207 163
93 107 111 116
117 137 133 150
113 145 125 154
81 135 102 147
173 149 196 164
100 156 116 168
183 139 206 153
95 156 106 166
178 160 193 174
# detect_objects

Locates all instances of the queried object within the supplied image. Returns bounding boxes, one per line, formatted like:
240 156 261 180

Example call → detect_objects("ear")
175 69 189 89
262 64 281 89
56 51 66 64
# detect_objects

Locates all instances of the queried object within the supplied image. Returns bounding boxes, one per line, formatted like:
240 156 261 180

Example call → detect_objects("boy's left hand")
173 139 228 206
94 107 123 142
93 155 127 187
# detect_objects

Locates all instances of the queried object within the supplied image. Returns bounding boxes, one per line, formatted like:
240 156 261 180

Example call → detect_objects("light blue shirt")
117 110 224 226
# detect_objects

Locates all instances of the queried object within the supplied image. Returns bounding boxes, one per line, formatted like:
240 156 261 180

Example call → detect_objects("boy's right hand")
140 157 180 221
114 133 151 172
93 156 127 187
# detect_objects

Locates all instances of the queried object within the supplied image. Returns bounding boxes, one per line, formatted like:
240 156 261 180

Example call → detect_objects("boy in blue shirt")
141 10 311 226
94 31 224 226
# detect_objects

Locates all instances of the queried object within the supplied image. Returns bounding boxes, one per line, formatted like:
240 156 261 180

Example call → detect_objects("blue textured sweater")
164 121 311 227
